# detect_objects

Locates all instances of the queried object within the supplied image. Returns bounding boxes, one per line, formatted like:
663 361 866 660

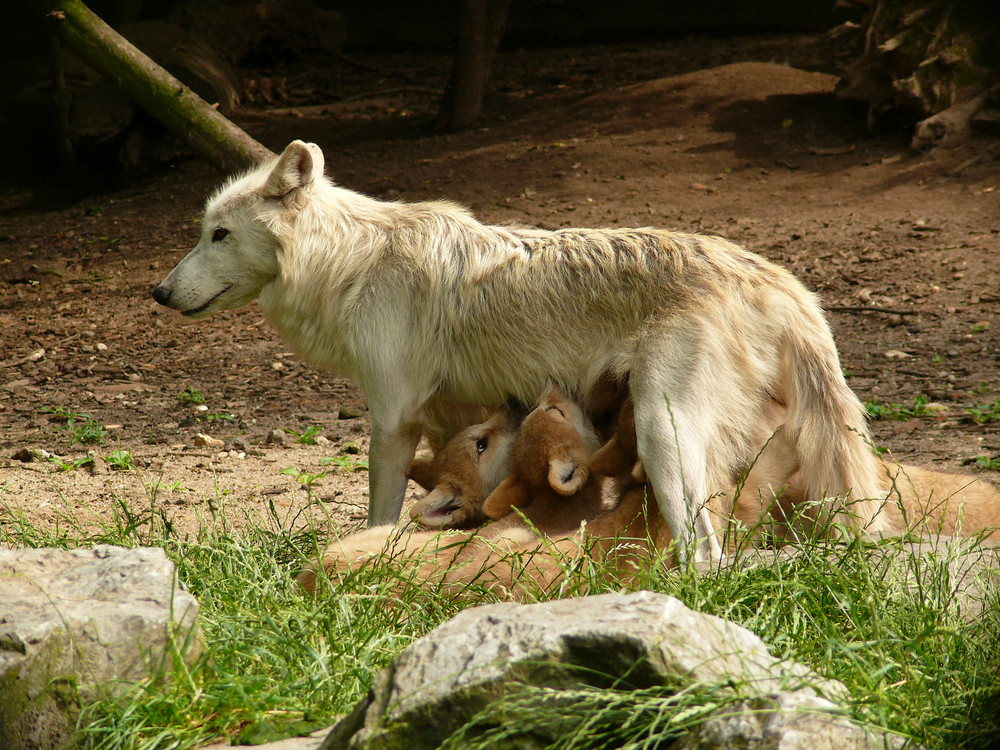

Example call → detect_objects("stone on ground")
0 546 201 750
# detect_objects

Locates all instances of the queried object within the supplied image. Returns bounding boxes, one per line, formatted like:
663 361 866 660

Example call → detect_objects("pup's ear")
264 141 324 203
549 451 588 495
588 437 633 477
482 476 529 519
406 456 437 491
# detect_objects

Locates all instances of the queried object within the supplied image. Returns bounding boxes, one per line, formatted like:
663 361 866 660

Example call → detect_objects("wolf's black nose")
152 285 171 305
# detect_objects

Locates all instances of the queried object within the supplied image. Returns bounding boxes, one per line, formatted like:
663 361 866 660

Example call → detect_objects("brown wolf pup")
406 403 525 529
480 385 605 534
297 387 606 598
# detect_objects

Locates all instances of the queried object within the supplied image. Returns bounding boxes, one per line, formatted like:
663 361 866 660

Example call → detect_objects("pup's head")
152 140 324 317
588 397 647 483
482 385 600 520
408 404 523 529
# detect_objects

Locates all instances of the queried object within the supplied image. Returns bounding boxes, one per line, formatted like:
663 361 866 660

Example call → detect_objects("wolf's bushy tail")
782 313 889 535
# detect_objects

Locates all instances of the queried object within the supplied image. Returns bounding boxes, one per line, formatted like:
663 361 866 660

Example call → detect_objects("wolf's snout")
152 285 171 306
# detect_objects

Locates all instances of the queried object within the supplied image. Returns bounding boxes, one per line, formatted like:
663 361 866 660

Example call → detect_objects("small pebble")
194 433 224 448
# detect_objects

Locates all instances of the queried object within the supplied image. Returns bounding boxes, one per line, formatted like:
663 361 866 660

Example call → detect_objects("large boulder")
0 546 201 750
320 591 900 750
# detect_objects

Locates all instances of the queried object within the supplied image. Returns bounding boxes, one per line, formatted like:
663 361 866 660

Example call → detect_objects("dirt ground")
1 35 999 542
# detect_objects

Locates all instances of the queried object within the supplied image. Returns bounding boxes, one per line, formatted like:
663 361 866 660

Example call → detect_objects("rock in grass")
0 546 201 750
320 591 900 750
677 690 902 750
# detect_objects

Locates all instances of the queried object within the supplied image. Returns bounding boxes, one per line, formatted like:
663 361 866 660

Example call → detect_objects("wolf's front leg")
367 420 424 526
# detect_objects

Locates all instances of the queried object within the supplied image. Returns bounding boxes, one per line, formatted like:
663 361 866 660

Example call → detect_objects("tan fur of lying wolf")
152 140 887 562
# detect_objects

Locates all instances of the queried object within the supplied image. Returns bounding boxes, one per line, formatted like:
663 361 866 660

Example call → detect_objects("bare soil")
2 36 999 541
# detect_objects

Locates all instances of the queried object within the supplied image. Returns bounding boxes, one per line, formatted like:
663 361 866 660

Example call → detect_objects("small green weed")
42 406 107 445
975 455 1000 471
204 412 236 423
283 425 322 445
966 399 1000 425
280 466 326 489
145 479 191 497
320 455 369 472
106 449 136 471
179 386 206 405
48 454 96 472
865 394 929 421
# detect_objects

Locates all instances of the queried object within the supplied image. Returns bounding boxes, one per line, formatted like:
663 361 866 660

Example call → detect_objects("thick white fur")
154 140 887 561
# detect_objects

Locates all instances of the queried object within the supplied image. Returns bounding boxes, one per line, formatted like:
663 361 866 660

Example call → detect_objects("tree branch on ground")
41 0 274 172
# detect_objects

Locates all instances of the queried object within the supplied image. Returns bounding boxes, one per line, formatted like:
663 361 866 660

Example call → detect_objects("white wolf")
153 140 888 562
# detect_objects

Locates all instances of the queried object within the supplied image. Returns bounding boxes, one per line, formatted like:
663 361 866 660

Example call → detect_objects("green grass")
283 425 323 445
105 449 136 471
42 405 108 445
178 386 206 406
967 398 1000 425
865 394 931 421
1 501 998 750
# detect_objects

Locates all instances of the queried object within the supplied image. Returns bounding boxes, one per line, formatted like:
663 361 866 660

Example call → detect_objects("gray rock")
0 546 201 750
678 690 903 749
877 536 1000 622
321 591 876 750
266 428 288 445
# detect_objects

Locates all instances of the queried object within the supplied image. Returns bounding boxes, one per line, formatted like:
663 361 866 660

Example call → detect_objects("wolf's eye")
475 437 488 454
212 227 230 242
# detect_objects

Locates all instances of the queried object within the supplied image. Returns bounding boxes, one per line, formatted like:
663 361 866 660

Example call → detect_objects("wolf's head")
152 141 324 317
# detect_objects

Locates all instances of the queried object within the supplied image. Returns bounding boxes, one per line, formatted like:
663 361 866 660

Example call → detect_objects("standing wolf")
153 140 887 562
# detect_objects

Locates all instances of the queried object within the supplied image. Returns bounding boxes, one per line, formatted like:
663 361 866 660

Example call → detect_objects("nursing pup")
297 387 606 598
154 140 886 562
407 403 524 529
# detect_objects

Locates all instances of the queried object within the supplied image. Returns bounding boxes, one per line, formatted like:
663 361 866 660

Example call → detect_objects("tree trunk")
433 0 511 133
42 0 274 172
833 0 1000 148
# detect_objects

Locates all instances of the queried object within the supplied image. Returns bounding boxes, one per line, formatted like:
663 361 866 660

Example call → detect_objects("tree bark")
833 0 1000 148
42 0 274 172
433 0 511 133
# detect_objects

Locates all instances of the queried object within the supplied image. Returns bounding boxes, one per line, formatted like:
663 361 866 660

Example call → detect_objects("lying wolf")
153 140 887 562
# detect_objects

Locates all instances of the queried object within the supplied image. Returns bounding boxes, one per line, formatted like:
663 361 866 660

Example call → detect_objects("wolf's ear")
549 450 588 496
406 456 437 492
482 476 529 519
264 141 324 204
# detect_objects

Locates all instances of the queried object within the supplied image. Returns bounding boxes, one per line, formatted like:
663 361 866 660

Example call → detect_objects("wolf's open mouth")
183 283 234 317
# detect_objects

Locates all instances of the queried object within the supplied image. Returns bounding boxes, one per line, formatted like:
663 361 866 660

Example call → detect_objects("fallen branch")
42 0 274 172
826 305 919 316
